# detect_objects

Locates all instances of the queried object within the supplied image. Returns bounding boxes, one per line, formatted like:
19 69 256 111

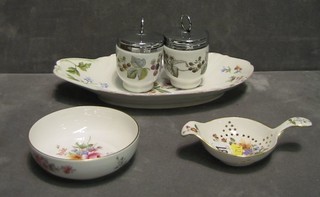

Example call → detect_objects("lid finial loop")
140 17 145 34
180 15 192 33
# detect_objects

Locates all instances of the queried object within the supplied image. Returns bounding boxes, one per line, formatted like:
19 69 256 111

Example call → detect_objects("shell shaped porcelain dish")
181 117 312 166
53 53 254 109
28 106 139 180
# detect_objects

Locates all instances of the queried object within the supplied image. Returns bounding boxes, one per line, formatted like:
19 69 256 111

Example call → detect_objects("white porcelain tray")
53 53 254 108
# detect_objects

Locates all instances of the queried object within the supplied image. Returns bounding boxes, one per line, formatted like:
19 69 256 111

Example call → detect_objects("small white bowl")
29 106 139 180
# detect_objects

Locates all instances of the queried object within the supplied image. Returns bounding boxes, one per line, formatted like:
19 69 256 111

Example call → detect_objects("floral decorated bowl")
28 106 139 180
181 117 311 166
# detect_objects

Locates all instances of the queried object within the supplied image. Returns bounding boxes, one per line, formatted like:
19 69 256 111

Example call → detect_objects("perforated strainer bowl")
181 117 312 166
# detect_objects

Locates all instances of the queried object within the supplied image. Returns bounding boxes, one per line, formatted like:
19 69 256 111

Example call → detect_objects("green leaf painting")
139 68 148 80
77 62 91 71
127 68 138 79
66 62 92 77
131 56 146 67
172 65 179 78
163 52 208 78
67 67 80 76
67 74 79 81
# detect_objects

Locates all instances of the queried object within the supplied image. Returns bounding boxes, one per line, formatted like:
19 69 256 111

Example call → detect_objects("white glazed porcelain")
53 53 254 109
164 46 209 89
181 117 312 166
53 53 254 108
116 46 163 92
28 106 139 180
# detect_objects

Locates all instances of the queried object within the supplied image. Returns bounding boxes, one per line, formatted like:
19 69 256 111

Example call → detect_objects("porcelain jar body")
164 45 208 89
116 46 163 93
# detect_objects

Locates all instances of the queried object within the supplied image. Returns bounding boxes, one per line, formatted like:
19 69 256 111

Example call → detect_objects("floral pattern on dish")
212 136 268 157
221 65 247 85
184 123 269 157
114 156 126 170
33 153 76 174
54 61 109 90
56 137 105 160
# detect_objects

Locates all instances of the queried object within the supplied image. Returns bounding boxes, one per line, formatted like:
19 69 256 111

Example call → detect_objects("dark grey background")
1 0 319 73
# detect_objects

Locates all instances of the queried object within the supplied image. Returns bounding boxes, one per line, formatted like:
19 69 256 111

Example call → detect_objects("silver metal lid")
117 18 164 53
164 15 209 50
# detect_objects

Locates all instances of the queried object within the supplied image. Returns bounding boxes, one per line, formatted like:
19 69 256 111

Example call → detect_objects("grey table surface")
0 71 319 197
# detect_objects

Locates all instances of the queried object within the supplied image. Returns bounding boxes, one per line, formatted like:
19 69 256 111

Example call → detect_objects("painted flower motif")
84 77 93 84
56 137 103 160
217 138 267 156
87 152 101 159
99 82 108 89
221 66 231 73
221 65 246 84
56 146 67 156
243 149 252 155
227 76 237 82
33 153 76 174
68 153 83 160
114 156 126 170
62 165 75 174
234 65 242 73
186 124 199 133
288 117 312 126
212 134 219 141
150 53 163 76
239 140 252 150
62 60 110 90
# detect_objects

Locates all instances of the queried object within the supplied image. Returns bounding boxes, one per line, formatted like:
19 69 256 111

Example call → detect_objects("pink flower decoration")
87 152 101 159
